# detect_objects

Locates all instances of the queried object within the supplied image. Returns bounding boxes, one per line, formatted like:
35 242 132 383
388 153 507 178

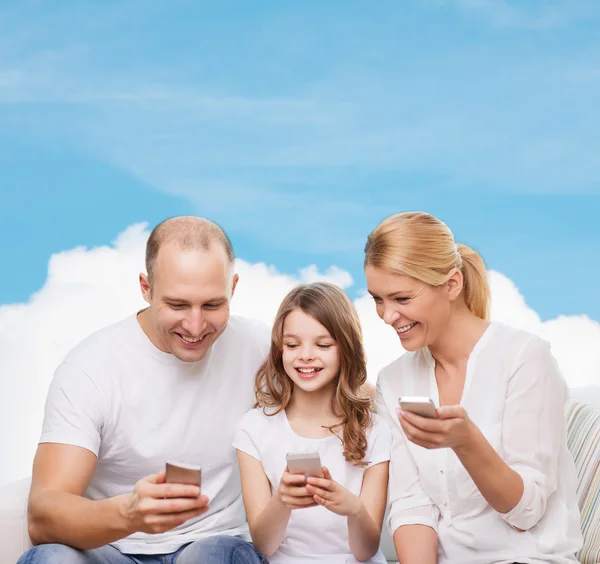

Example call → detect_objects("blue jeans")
17 536 267 564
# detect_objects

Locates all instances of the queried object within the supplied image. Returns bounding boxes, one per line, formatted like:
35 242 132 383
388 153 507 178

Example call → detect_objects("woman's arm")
400 406 525 515
236 450 315 556
394 525 438 564
376 380 439 563
399 337 568 531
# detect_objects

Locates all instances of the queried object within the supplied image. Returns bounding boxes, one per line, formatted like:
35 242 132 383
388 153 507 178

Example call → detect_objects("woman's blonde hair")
364 212 490 320
255 282 372 466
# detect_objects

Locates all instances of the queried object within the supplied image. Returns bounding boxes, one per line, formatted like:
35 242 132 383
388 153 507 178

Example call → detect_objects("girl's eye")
317 344 332 349
285 343 298 349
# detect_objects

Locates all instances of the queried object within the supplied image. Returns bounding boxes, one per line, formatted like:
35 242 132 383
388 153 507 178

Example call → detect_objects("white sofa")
2 385 599 564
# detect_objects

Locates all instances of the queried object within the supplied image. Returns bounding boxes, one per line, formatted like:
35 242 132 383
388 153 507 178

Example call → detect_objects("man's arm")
28 443 209 549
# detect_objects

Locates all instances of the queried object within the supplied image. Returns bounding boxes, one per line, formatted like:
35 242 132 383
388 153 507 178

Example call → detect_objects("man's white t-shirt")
40 313 270 554
233 408 392 564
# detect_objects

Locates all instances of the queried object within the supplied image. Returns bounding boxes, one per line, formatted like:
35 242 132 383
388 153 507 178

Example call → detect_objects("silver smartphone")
285 451 323 478
165 460 202 492
398 396 438 418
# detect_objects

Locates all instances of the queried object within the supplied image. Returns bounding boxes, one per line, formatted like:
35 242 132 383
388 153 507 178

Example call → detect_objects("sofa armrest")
0 477 33 563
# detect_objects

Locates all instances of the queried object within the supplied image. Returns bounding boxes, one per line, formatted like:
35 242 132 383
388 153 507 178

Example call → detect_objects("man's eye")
169 304 185 310
204 303 221 310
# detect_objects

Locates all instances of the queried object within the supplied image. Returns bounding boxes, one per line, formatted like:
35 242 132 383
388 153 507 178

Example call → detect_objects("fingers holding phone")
277 452 323 510
125 462 209 535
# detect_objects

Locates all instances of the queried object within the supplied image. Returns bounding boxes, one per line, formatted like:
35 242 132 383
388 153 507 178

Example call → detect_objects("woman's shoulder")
488 322 551 358
377 349 428 385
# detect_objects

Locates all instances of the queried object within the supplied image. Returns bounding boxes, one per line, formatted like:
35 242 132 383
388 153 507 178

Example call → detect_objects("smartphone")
286 451 323 478
165 461 202 491
398 396 438 418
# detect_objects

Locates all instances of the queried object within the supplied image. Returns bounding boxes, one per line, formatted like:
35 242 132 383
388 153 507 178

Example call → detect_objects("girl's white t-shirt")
233 407 392 564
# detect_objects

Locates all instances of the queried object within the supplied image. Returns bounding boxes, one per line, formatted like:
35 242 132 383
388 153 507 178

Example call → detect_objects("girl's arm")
236 450 315 556
306 461 389 562
348 461 389 562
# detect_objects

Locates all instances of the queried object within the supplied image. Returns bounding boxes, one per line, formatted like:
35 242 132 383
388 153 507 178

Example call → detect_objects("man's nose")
182 311 205 335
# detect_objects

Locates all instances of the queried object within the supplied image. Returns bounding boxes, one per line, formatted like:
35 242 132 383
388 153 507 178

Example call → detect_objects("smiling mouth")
396 322 417 334
295 367 323 378
177 333 206 344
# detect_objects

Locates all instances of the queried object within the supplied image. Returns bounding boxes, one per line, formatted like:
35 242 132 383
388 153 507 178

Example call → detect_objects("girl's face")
365 264 452 352
281 308 340 394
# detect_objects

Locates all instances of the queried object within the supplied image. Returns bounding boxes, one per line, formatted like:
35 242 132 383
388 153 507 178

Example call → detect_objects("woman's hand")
305 467 362 517
397 405 477 453
276 468 318 510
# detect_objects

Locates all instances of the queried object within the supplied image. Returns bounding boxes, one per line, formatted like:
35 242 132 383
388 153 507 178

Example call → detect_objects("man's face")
140 242 237 362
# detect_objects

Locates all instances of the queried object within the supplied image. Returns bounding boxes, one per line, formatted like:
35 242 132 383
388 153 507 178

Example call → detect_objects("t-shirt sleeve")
232 409 262 461
366 414 393 468
39 361 104 456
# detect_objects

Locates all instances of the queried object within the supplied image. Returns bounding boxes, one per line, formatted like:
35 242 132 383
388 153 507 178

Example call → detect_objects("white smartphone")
165 461 202 492
398 396 438 418
286 451 323 478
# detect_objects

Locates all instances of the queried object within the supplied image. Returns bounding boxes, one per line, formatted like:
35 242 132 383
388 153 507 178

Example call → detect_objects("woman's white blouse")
376 322 583 564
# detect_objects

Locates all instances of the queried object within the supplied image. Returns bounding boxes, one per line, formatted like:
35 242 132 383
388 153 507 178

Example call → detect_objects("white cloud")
1 225 599 486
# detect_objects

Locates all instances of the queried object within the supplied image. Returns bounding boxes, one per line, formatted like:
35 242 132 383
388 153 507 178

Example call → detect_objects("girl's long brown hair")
255 282 372 467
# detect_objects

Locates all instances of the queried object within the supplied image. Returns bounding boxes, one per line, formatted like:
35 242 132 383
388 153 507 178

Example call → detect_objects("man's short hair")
145 216 235 285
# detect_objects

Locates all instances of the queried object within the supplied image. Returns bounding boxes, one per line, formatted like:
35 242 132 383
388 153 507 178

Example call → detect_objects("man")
19 217 270 563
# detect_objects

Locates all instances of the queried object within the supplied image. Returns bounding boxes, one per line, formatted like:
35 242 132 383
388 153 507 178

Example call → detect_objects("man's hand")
276 468 318 510
305 467 362 517
397 405 477 453
124 470 210 534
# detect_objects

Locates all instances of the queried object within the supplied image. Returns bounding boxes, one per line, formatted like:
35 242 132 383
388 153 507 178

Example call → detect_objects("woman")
365 212 582 564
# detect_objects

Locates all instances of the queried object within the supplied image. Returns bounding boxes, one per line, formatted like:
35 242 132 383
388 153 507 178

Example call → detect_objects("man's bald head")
145 216 235 286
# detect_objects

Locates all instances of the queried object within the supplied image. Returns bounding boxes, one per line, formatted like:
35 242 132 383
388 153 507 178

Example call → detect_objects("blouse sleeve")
498 336 568 531
376 377 439 535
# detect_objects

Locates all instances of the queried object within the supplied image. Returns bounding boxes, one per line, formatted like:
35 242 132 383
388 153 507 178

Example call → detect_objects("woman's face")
365 264 453 351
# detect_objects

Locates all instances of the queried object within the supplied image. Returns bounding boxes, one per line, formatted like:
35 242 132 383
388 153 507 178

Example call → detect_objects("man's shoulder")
222 315 271 351
63 315 138 367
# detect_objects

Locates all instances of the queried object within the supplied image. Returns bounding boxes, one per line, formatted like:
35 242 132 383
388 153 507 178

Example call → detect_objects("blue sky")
1 0 599 321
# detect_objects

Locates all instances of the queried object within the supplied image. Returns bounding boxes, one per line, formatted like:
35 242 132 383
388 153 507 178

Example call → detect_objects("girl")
233 282 391 563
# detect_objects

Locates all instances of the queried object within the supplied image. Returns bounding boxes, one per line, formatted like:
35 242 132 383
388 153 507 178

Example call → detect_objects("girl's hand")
277 468 318 510
305 467 363 517
397 405 476 453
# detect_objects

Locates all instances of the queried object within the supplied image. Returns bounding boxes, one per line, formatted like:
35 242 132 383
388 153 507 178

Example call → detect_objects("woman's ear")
446 268 464 302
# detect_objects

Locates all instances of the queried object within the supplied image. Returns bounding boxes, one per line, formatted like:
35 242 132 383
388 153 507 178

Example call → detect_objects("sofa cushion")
566 399 600 564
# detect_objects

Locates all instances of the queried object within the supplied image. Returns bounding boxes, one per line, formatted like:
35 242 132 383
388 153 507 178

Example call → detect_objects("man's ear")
231 273 239 299
446 268 464 302
139 273 152 304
